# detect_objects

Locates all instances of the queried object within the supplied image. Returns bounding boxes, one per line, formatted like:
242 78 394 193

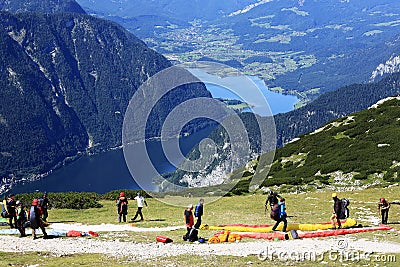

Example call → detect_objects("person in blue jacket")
271 197 287 232
194 198 204 229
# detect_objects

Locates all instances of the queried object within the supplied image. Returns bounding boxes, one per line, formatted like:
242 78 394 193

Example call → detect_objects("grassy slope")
1 186 400 266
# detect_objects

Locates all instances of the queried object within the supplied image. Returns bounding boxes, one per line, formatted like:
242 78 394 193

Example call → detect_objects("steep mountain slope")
0 11 211 186
166 72 400 188
0 0 86 14
245 96 400 192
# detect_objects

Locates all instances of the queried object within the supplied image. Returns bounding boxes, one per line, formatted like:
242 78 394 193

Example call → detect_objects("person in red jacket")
184 204 194 239
116 192 128 223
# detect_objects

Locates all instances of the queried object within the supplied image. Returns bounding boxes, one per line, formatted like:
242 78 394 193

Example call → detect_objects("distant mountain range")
0 1 210 190
166 72 400 188
76 0 400 98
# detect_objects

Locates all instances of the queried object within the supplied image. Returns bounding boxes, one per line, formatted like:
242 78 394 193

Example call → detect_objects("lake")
8 73 298 194
9 127 215 195
188 68 300 116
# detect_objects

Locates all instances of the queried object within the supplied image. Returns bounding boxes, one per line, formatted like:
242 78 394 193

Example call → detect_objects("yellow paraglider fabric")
201 218 357 233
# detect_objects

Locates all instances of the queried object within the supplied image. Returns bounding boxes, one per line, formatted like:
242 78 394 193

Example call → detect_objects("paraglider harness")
270 203 286 221
338 198 350 219
1 200 10 218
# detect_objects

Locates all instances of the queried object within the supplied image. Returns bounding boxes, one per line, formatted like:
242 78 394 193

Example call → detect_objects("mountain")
0 11 211 190
75 0 400 99
76 0 257 21
243 96 400 193
0 0 86 14
165 72 400 188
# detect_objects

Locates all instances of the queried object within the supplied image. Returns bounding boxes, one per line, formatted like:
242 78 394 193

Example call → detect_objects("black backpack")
1 200 9 218
183 228 198 242
338 198 350 219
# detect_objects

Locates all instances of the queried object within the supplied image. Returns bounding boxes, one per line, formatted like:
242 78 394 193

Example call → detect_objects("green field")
1 186 400 266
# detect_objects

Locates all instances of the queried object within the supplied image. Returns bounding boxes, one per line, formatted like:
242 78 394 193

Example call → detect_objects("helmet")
380 197 385 202
32 199 39 206
331 193 337 198
188 204 193 209
119 192 125 197
16 200 22 206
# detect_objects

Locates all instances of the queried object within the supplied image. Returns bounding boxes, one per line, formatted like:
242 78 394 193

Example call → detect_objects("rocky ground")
0 223 400 262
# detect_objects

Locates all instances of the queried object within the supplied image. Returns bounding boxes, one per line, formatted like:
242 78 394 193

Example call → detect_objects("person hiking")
184 204 194 240
265 190 281 211
116 192 128 223
6 194 17 228
29 199 47 239
38 192 50 222
271 197 287 232
330 193 342 229
131 192 147 222
378 197 390 224
15 200 27 237
194 198 204 229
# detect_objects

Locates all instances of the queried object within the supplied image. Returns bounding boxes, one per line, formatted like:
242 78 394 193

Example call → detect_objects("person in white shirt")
131 192 148 221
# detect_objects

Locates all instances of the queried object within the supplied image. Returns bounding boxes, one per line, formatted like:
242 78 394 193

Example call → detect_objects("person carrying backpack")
194 198 204 229
265 190 281 212
330 193 342 229
116 192 128 223
271 197 287 232
378 197 390 224
29 199 48 239
38 192 50 222
6 194 17 229
15 200 27 237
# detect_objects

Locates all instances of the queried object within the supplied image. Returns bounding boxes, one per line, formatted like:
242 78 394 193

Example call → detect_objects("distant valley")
77 0 400 100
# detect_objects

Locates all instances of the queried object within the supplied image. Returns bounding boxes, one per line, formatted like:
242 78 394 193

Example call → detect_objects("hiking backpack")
1 200 9 218
119 200 128 214
270 203 280 221
339 198 350 219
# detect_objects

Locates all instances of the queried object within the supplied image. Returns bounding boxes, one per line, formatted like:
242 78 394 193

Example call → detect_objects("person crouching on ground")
330 193 342 229
15 200 27 237
184 204 194 239
271 197 287 232
29 199 48 239
116 192 128 223
378 197 390 224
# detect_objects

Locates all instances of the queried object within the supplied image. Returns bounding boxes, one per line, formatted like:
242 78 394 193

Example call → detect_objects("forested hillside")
0 11 210 185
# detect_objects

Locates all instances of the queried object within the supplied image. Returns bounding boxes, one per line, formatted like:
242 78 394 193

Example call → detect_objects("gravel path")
1 232 400 260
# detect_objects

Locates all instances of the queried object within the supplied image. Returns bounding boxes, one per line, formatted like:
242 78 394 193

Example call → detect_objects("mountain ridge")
0 9 211 192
